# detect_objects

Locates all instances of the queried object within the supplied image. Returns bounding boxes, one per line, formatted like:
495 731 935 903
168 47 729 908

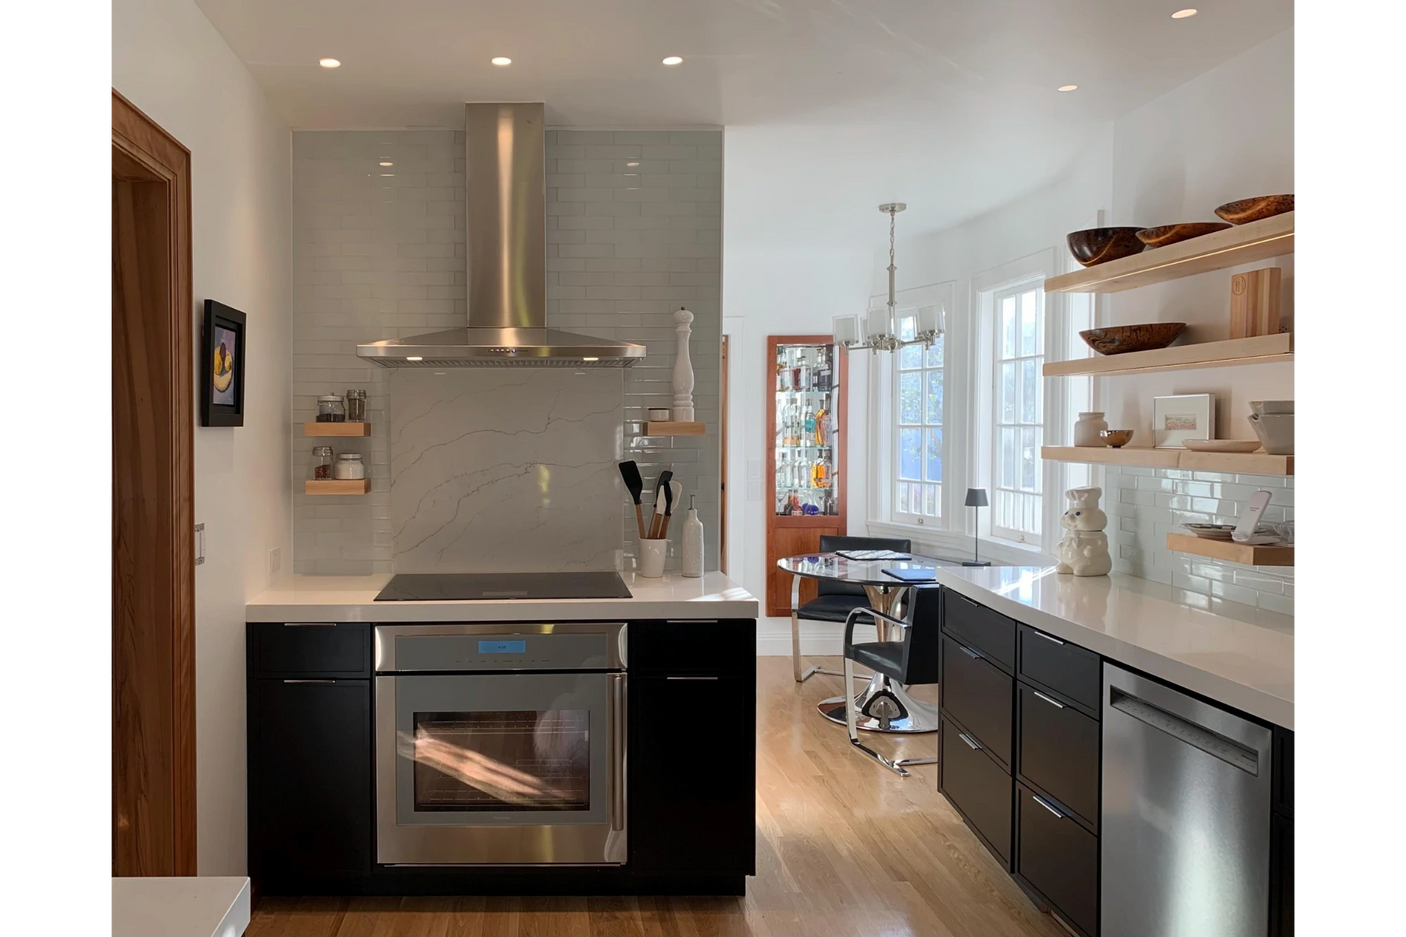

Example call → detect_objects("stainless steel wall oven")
375 622 627 865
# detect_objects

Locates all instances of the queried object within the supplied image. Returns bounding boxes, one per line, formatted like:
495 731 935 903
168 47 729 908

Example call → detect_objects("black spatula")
618 461 646 539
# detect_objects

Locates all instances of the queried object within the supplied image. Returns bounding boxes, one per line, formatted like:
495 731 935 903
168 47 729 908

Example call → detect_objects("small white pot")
639 538 668 578
1073 412 1109 447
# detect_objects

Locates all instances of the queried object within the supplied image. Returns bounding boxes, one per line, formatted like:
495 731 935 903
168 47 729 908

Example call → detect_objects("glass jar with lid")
317 395 346 422
346 388 367 422
333 452 366 480
311 446 334 479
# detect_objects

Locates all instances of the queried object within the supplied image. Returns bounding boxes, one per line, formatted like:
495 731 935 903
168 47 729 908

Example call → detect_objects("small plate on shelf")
1181 523 1237 540
1181 439 1261 453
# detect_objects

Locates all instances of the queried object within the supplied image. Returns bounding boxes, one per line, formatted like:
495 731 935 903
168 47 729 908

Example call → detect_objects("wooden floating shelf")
304 421 371 437
1044 212 1294 294
1044 333 1293 378
305 479 371 496
644 421 705 436
1166 533 1294 567
1042 446 1294 476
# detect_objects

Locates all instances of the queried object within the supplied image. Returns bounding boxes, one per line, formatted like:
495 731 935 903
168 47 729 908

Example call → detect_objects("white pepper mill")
681 495 704 578
672 307 695 422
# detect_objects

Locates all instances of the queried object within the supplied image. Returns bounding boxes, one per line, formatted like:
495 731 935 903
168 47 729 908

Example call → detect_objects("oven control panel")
375 623 626 673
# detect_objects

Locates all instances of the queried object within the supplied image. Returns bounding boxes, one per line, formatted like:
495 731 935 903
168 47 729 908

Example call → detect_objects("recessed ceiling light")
406 356 424 362
1057 84 1079 92
626 161 639 167
581 357 599 362
1171 8 1198 18
379 161 393 167
491 56 512 66
379 173 395 177
319 58 341 68
662 56 683 66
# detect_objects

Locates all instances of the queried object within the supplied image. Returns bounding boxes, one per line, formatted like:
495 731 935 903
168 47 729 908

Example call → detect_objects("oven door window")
410 709 591 812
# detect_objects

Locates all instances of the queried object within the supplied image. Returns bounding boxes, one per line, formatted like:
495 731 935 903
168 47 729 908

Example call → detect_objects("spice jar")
317 395 346 422
333 452 365 480
346 389 367 422
311 446 334 479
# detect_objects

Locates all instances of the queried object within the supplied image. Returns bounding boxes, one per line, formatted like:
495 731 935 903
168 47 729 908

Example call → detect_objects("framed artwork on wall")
201 299 246 427
1153 393 1215 448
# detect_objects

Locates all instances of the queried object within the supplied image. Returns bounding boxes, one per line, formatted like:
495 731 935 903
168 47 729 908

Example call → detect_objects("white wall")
113 0 292 875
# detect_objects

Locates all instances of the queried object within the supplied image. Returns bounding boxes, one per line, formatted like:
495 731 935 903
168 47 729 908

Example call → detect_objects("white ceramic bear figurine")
1056 487 1112 577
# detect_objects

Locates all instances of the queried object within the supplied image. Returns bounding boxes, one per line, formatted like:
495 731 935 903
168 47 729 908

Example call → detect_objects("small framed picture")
202 299 246 427
1153 393 1215 448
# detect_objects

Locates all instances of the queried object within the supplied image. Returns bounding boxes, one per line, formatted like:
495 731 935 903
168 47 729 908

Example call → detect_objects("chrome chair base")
841 657 939 775
818 670 941 734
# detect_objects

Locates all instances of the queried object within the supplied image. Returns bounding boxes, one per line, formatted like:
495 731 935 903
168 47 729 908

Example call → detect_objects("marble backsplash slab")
389 369 624 572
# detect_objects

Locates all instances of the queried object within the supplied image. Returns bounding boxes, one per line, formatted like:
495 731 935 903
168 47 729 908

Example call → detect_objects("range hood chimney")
357 103 645 368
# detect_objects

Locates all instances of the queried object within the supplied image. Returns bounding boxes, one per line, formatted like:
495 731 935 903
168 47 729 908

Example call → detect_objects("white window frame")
988 283 1046 545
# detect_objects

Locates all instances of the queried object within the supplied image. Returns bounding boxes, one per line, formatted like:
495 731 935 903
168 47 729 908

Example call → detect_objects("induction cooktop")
373 572 633 602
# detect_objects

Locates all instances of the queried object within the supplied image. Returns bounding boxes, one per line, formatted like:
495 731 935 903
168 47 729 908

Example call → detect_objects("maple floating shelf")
644 421 705 436
304 422 371 437
1041 446 1293 476
305 479 371 496
1166 533 1294 567
1044 211 1294 294
1044 334 1293 378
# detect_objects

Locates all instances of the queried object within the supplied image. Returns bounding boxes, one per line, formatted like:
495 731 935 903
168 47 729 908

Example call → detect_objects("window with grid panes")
893 315 944 522
992 286 1044 544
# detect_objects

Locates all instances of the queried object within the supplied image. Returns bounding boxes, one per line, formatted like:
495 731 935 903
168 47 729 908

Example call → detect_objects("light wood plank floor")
247 657 1061 937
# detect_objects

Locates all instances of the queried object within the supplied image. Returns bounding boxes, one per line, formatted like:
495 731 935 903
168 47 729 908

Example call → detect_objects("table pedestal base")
817 671 940 734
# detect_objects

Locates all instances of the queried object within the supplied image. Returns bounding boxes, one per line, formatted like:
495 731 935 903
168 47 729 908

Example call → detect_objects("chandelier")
833 203 944 353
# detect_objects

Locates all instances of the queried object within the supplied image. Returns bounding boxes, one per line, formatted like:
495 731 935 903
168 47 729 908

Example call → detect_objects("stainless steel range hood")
357 103 644 368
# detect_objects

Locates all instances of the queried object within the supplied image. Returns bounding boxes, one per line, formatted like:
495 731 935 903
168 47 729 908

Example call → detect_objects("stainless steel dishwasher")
1102 664 1272 937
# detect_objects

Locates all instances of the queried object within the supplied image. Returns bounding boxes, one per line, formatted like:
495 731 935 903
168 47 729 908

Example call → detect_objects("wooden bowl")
1066 227 1145 267
1214 195 1294 224
1079 323 1186 355
1136 222 1232 247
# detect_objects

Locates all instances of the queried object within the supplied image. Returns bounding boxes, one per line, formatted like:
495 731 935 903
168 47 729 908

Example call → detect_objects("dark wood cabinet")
1015 783 1099 937
248 677 372 878
940 634 1014 769
1017 624 1100 716
1017 683 1100 829
942 588 1016 671
253 621 371 677
939 714 1013 867
1271 812 1294 937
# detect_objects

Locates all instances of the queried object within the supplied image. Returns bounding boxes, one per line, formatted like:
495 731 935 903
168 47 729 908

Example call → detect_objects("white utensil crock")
639 538 668 578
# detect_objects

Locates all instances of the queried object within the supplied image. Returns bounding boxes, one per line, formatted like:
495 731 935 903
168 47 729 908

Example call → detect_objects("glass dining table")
778 552 962 734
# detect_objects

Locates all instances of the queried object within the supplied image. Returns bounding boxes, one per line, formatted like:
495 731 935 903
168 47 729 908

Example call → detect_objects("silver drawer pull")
957 732 982 751
1033 690 1065 709
666 619 718 624
1030 630 1064 645
666 675 719 681
1032 794 1066 819
284 622 336 628
959 644 983 660
283 679 336 684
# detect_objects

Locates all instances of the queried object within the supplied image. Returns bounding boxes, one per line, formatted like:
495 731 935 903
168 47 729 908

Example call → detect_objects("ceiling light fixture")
833 204 944 355
406 356 424 362
581 357 599 362
319 58 341 68
380 173 395 177
626 161 640 167
1058 84 1079 92
379 161 393 167
1171 8 1198 18
662 56 683 66
491 56 512 66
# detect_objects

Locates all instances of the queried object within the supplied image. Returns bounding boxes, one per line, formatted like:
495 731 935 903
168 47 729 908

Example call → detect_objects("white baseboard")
754 616 883 657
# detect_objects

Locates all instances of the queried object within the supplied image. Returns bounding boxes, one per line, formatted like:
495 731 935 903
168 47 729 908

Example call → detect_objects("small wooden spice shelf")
1042 446 1293 476
305 479 371 496
1166 533 1294 567
304 422 371 437
1044 211 1294 294
1043 333 1293 378
644 421 705 436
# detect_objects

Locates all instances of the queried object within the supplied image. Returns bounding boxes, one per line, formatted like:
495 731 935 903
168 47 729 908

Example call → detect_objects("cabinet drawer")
628 619 756 677
942 588 1016 673
1018 625 1100 714
1017 683 1099 829
941 634 1013 768
253 622 370 677
940 715 1012 868
1017 783 1098 937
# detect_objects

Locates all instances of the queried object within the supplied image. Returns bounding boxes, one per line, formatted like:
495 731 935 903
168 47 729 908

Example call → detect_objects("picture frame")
1153 393 1215 448
201 299 246 427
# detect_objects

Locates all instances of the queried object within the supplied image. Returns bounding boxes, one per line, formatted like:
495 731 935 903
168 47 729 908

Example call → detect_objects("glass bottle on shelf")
803 403 817 442
797 351 811 391
816 347 832 392
814 396 829 446
812 457 829 489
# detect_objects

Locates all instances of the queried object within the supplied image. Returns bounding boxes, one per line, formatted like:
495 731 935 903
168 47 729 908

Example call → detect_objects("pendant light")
833 203 944 353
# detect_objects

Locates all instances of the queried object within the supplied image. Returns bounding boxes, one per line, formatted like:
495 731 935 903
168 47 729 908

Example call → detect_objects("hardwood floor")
246 658 1061 937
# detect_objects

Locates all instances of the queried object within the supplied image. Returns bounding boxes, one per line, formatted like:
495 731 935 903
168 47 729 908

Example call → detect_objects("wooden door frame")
112 89 197 876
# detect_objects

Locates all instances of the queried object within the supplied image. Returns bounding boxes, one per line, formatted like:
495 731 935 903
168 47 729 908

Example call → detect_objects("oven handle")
610 672 626 832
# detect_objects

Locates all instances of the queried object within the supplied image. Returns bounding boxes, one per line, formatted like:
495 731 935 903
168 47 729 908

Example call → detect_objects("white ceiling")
193 0 1293 242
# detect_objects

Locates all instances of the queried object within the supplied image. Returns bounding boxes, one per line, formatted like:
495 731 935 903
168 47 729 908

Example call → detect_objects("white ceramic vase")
1056 486 1112 577
681 496 704 578
1073 412 1109 448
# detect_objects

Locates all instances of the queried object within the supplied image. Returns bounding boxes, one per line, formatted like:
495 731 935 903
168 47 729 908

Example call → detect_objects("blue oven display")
477 639 527 655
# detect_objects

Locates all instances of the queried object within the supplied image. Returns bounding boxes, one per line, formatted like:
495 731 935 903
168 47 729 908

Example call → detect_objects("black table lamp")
964 488 991 567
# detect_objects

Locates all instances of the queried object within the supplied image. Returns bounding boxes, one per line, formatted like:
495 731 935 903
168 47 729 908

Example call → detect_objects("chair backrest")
818 535 913 597
897 585 943 685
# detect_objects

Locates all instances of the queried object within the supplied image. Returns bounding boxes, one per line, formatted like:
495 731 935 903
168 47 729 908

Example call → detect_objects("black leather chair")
791 535 912 683
842 586 942 776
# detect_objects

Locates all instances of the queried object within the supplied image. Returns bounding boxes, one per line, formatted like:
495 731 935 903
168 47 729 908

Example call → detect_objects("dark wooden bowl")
1214 195 1294 224
1066 227 1145 267
1136 222 1232 248
1079 323 1186 355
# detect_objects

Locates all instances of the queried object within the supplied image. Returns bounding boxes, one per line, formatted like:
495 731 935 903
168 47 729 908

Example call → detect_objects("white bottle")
682 495 704 578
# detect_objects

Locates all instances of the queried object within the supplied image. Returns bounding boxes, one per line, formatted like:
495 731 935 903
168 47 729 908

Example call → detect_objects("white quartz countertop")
112 876 250 937
931 566 1294 729
246 571 758 622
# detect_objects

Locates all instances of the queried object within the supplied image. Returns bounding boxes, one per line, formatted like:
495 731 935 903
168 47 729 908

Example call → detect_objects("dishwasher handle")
1109 687 1260 776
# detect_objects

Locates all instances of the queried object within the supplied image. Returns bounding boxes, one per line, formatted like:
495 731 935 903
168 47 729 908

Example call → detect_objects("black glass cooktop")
374 572 633 602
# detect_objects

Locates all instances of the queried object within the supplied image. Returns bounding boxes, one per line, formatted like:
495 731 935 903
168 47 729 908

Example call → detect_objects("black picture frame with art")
201 299 247 427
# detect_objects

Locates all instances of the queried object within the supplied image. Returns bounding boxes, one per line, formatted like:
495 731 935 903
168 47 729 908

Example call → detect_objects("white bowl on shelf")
1247 413 1294 454
1181 439 1261 453
1249 400 1294 416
